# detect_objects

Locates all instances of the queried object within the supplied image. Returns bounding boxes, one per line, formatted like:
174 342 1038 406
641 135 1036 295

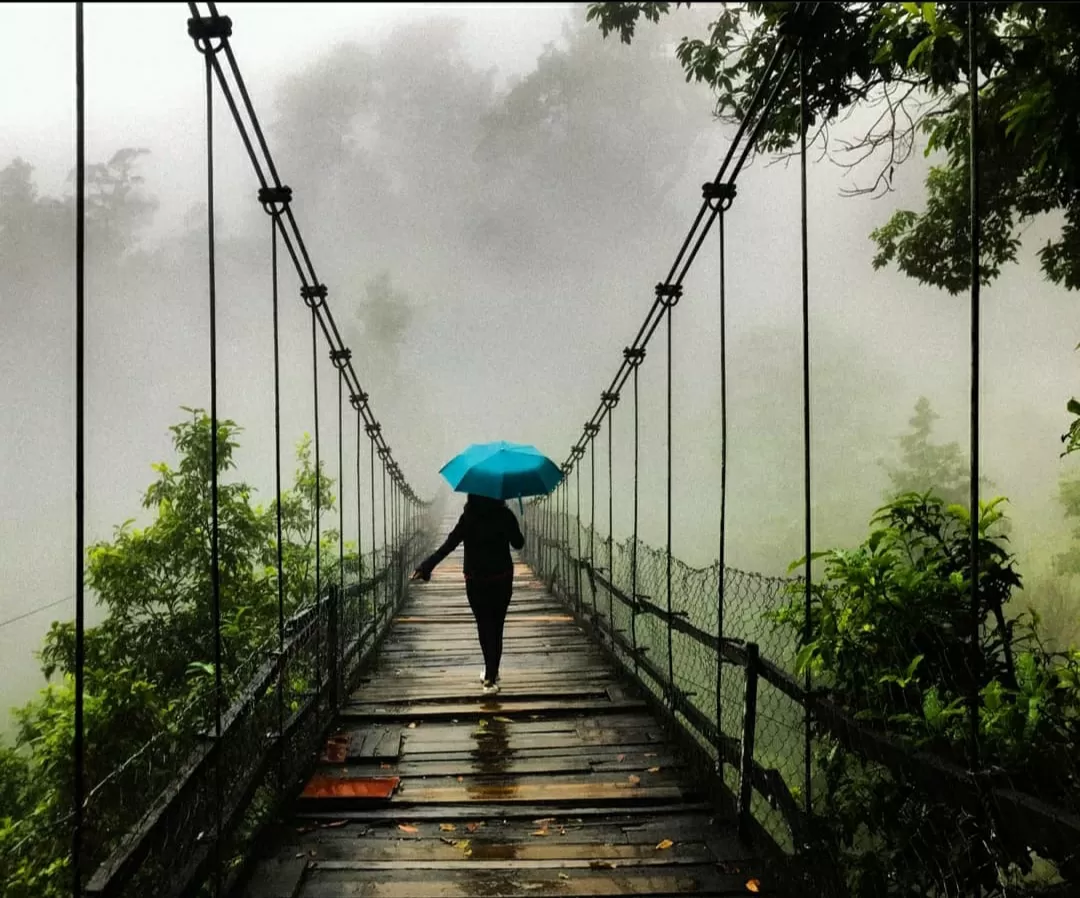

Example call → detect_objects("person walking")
412 494 525 695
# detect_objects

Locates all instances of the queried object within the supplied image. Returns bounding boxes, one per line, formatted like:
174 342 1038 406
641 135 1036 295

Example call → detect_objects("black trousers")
465 575 513 682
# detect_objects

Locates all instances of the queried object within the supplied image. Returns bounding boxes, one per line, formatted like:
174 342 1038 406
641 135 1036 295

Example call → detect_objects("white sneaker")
482 681 500 696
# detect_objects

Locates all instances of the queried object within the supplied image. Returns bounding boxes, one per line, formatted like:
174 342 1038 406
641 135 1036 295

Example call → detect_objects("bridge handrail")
527 529 1080 883
85 526 433 898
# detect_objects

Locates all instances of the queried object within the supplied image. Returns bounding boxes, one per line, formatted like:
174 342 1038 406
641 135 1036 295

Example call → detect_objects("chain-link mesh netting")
525 495 1080 897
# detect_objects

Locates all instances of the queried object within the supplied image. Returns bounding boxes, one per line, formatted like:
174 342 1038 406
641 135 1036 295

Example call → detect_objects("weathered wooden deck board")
241 518 779 897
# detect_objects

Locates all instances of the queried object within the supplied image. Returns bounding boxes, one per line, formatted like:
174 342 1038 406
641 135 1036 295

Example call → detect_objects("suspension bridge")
11 2 1080 898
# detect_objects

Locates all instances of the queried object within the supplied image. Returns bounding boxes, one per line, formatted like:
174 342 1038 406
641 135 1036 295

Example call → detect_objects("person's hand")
411 568 428 582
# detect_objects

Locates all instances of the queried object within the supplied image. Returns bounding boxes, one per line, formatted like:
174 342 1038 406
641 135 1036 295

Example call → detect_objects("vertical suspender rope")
203 39 224 897
73 5 86 894
631 358 641 674
798 43 813 818
337 368 344 690
310 309 322 703
386 460 390 613
665 302 675 702
369 433 377 621
356 410 363 647
714 203 729 782
607 406 614 641
270 210 285 791
967 0 983 788
589 437 596 617
575 463 582 613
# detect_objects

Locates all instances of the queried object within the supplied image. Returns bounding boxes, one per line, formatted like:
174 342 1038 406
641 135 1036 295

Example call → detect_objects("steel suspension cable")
337 367 345 681
575 463 582 613
355 407 363 647
607 407 614 642
589 437 596 617
665 302 675 703
631 356 641 675
967 0 983 780
203 37 224 898
382 459 388 613
369 431 377 620
798 44 813 818
73 4 86 894
270 208 285 790
310 305 322 704
714 204 729 783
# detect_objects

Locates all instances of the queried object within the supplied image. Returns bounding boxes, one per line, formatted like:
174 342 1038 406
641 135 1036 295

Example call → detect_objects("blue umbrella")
440 441 562 509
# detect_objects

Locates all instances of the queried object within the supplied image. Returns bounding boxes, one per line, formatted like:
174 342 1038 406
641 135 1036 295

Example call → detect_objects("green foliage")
0 409 350 897
586 2 1080 291
772 493 1080 894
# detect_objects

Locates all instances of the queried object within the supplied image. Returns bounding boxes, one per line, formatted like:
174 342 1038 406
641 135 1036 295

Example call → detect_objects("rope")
557 1 822 476
714 205 728 781
73 3 86 893
310 305 322 705
607 401 614 644
270 207 285 791
201 32 225 897
967 0 983 780
355 402 363 645
631 357 641 674
799 44 813 817
665 298 674 703
184 4 420 508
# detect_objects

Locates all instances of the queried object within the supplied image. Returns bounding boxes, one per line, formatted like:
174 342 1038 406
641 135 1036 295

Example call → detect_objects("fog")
2 2 1077 734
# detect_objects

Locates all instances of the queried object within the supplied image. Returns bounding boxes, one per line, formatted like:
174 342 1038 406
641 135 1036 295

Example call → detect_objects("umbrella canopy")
439 441 562 501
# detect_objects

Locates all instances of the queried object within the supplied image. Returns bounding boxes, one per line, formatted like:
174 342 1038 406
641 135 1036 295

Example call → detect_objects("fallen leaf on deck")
493 716 512 723
440 823 456 832
454 839 471 852
380 763 392 770
294 852 304 859
531 829 550 837
647 766 661 773
465 822 483 832
559 827 566 835
407 722 417 729
322 820 348 829
745 879 761 893
590 860 618 869
558 873 570 881
477 719 489 730
521 885 544 891
457 776 464 782
439 837 456 846
656 839 674 850
616 753 625 762
628 775 641 786
533 817 556 826
397 824 418 834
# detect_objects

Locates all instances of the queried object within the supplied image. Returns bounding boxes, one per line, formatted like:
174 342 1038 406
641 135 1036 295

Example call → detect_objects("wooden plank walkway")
242 518 779 897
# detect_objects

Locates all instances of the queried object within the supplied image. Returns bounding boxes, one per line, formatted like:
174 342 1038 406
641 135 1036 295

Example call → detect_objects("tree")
0 409 342 897
883 396 977 507
355 270 413 374
588 2 1080 289
772 493 1080 895
587 2 1080 446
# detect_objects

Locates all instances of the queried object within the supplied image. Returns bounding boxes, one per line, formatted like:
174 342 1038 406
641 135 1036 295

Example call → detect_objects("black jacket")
417 499 525 580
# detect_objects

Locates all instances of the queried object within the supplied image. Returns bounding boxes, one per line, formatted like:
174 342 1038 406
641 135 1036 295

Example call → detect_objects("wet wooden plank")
299 866 768 897
241 533 784 898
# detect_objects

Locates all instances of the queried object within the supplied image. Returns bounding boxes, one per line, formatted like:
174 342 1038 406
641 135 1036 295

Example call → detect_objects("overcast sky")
0 2 574 192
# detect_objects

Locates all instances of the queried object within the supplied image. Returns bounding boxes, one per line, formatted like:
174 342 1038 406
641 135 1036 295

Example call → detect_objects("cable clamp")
365 423 381 437
702 181 737 212
623 346 646 367
655 283 682 308
258 184 292 216
330 348 352 369
300 284 327 309
187 14 232 53
349 391 368 411
601 391 620 409
584 423 601 438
